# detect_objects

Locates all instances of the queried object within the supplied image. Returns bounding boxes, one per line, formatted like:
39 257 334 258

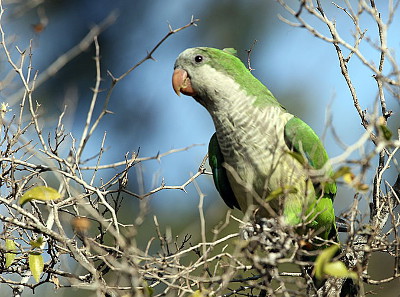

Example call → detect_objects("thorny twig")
277 1 400 296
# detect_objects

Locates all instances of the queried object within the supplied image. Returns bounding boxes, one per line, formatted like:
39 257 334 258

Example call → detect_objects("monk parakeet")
172 47 337 241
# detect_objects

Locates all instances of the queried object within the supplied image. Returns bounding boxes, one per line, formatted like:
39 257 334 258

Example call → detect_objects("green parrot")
172 47 337 241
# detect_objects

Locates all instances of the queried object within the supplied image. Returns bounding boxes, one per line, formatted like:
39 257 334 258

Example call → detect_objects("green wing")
284 117 337 240
208 133 241 210
284 117 336 200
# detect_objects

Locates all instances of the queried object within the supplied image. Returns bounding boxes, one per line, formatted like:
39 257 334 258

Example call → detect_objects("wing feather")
208 133 241 210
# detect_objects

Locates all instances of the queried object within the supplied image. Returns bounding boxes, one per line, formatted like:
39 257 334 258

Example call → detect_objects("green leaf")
324 261 358 279
332 166 352 180
5 239 17 268
355 182 369 192
314 245 339 279
378 116 392 140
19 186 61 206
29 236 44 248
332 167 369 192
190 290 205 297
379 124 392 140
314 245 358 280
29 252 44 282
145 283 154 296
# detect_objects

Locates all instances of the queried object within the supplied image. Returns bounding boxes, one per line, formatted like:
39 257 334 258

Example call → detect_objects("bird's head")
172 47 279 110
172 47 248 105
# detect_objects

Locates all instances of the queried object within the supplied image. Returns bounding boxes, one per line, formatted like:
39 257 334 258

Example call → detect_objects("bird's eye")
194 55 203 63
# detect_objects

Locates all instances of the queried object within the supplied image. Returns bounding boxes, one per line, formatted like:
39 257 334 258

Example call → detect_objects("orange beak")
172 68 196 96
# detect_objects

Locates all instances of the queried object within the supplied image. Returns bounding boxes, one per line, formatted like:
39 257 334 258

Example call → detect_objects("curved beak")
172 68 196 96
